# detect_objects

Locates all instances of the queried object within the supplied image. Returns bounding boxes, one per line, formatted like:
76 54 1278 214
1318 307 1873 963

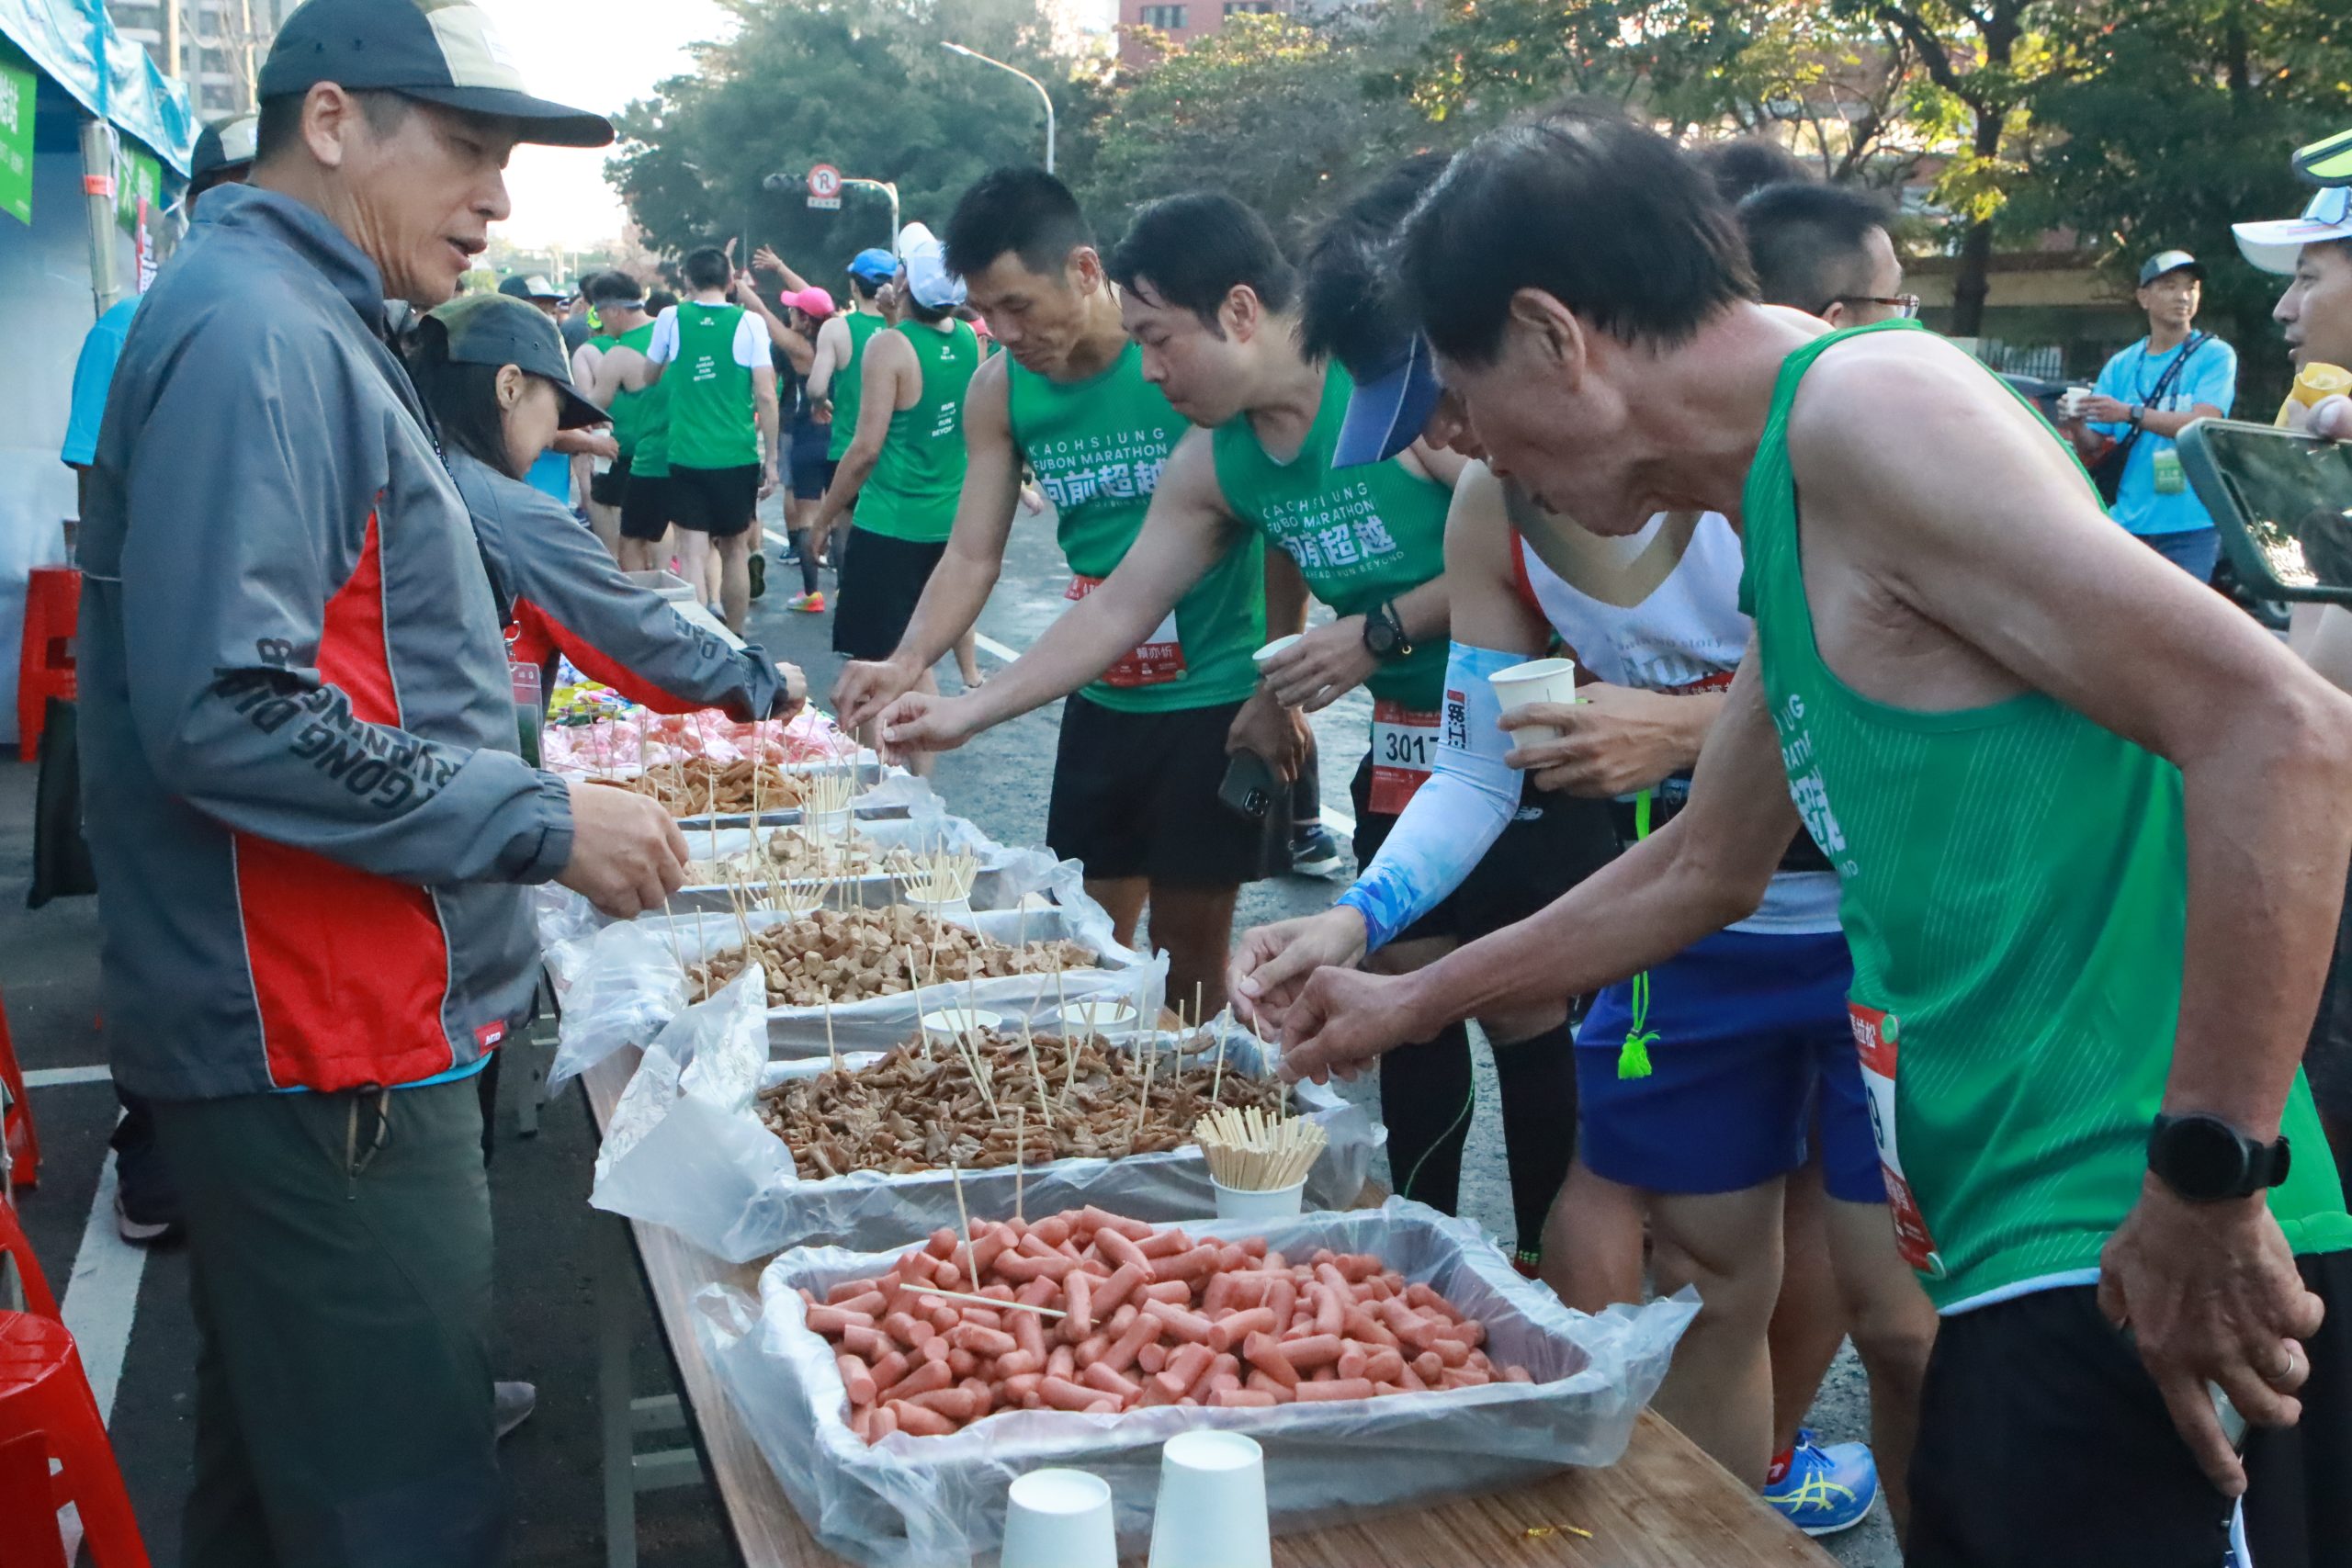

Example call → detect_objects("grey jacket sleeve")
118 311 574 886
465 459 790 721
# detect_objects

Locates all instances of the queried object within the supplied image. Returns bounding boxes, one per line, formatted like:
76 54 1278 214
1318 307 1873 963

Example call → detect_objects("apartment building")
109 0 292 118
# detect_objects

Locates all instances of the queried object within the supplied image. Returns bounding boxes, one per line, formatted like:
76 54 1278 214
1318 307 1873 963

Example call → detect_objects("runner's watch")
2147 1113 2290 1202
1362 600 1411 661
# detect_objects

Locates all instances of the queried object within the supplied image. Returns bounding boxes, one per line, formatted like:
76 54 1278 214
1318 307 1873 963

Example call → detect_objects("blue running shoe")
1761 1431 1878 1537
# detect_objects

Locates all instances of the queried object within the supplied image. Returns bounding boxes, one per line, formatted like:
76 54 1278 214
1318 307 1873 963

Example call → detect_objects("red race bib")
1849 1001 1945 1279
1068 575 1186 688
1368 700 1441 816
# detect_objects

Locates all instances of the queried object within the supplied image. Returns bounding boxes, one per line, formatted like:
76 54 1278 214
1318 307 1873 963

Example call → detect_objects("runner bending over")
1272 109 2352 1568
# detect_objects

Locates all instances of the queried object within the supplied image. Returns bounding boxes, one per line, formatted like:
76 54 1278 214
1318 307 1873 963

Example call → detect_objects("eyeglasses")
1823 293 1922 320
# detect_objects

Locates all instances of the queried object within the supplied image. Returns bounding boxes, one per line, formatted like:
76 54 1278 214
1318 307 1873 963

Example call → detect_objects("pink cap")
786 286 837 320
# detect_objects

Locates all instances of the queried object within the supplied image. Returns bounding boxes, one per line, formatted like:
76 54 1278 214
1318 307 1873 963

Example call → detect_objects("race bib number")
1850 1001 1946 1280
1067 574 1185 688
1369 700 1440 816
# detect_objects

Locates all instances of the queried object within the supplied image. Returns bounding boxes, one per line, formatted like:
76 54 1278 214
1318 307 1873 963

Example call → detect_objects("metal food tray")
659 816 1023 917
701 1201 1695 1568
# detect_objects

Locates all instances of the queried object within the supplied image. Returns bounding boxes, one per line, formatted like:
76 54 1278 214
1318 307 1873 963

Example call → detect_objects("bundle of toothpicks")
1193 1105 1326 1192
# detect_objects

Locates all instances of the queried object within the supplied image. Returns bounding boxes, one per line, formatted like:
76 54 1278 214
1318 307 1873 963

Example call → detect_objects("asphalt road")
1 497 1894 1566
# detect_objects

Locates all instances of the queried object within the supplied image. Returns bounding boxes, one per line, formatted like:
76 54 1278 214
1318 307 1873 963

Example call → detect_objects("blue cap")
1333 335 1444 469
848 248 899 284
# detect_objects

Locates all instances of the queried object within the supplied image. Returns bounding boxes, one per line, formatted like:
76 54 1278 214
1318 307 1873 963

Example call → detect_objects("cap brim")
1334 342 1444 469
553 382 606 431
396 85 614 149
2233 218 2351 275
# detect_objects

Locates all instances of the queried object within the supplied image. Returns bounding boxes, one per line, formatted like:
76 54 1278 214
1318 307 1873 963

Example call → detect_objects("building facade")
109 0 292 118
1116 0 1284 61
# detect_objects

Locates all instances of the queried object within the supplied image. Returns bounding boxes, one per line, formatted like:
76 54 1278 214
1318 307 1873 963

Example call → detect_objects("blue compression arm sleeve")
1337 642 1527 953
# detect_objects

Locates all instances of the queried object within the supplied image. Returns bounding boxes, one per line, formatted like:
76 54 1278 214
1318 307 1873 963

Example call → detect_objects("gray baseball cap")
428 293 605 429
2138 250 2204 287
260 0 614 149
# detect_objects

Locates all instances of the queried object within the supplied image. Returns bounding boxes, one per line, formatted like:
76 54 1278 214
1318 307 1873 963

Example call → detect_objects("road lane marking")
25 1065 113 1089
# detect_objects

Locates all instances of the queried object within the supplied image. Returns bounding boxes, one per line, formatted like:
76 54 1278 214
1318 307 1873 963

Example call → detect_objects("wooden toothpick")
1211 1006 1231 1106
947 1158 979 1292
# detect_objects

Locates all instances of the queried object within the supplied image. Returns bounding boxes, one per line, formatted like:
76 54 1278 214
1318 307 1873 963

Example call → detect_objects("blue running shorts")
1576 927 1884 1203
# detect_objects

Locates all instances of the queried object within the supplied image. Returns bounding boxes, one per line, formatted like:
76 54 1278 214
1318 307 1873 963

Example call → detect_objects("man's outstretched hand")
2098 1176 2325 1497
876 690 981 763
1278 964 1426 1084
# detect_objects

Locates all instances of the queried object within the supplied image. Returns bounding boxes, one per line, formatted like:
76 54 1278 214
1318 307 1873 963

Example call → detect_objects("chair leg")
0 1431 69 1568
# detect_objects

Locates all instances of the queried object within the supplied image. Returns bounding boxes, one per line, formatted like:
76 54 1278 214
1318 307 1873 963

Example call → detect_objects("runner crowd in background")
57 0 2352 1562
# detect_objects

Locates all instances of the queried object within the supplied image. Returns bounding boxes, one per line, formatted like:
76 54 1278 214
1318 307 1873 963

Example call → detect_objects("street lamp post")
941 42 1055 175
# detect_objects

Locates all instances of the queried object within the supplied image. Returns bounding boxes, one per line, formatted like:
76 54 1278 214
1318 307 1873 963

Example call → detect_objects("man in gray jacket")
75 3 686 1562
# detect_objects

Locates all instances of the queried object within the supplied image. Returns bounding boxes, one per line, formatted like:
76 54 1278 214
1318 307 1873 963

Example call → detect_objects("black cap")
189 114 259 193
427 293 605 429
259 0 614 149
2138 249 2204 288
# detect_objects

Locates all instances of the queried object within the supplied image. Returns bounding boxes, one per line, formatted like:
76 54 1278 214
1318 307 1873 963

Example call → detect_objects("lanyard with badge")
2133 333 2209 495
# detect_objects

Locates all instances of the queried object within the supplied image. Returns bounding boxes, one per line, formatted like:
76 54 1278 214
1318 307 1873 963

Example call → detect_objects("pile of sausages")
798 1207 1536 1444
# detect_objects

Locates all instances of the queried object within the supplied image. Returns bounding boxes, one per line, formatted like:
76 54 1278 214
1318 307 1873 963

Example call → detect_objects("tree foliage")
1080 12 1439 239
2012 0 2352 400
606 0 1097 282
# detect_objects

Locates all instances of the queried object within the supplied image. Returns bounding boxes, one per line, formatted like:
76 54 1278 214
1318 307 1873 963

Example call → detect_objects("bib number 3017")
1369 700 1439 816
1849 1000 1947 1280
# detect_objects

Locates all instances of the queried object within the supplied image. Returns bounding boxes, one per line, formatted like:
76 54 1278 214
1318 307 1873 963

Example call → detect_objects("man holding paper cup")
1273 110 2352 1567
1230 149 1929 1534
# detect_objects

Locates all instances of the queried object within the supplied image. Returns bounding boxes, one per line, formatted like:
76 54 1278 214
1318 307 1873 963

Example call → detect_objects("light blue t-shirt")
526 448 571 503
62 297 142 468
2091 333 2237 536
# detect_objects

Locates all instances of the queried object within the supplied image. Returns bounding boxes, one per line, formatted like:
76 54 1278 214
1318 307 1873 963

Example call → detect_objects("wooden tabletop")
581 1045 1835 1568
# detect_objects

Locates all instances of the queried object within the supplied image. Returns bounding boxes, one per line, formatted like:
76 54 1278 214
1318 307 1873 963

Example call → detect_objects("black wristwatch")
1362 600 1412 662
2147 1113 2291 1203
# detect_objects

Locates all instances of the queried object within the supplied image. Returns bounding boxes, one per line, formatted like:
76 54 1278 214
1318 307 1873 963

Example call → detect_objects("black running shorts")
1046 691 1286 889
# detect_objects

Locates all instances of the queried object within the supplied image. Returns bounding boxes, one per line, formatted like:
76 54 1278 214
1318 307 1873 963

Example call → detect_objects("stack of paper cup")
1148 1430 1272 1568
1489 656 1579 745
1060 998 1138 1034
1001 1468 1117 1568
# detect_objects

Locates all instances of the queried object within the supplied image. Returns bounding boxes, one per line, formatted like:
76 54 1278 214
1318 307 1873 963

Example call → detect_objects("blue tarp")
0 0 194 175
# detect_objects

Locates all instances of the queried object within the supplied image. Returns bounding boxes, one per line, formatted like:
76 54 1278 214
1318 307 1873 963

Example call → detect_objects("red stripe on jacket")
235 512 457 1092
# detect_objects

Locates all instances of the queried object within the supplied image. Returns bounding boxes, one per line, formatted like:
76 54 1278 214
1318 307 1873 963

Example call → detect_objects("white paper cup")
1488 656 1579 746
921 1008 1001 1038
2057 387 2091 421
1060 998 1138 1034
1251 634 1302 671
1212 1177 1306 1222
802 807 854 838
902 891 975 921
1002 1467 1117 1568
1148 1430 1272 1568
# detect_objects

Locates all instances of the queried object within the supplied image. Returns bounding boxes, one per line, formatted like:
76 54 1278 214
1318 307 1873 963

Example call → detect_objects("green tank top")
664 301 758 471
1009 344 1263 713
605 322 657 460
1211 363 1450 710
853 318 980 544
1740 321 2352 1310
829 311 887 462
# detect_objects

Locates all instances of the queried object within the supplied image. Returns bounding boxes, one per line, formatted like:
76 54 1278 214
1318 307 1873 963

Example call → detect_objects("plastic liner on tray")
589 967 1381 1260
661 815 1043 917
694 1201 1696 1568
540 861 1160 1084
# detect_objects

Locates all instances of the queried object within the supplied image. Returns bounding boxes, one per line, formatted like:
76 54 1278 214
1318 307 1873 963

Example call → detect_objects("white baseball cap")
2234 185 2352 275
895 221 968 311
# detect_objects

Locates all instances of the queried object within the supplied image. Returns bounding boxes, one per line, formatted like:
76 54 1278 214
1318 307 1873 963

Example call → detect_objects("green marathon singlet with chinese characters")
607 322 658 462
854 318 980 544
665 301 759 470
1213 364 1453 816
829 311 887 463
1740 319 2352 1312
1009 343 1263 713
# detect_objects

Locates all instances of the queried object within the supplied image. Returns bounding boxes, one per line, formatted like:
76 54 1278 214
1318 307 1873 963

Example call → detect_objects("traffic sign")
808 163 842 210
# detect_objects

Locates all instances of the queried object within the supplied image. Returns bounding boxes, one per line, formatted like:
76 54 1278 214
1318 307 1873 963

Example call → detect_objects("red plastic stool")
0 990 38 1192
17 565 79 763
0 1313 150 1568
0 1201 58 1318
